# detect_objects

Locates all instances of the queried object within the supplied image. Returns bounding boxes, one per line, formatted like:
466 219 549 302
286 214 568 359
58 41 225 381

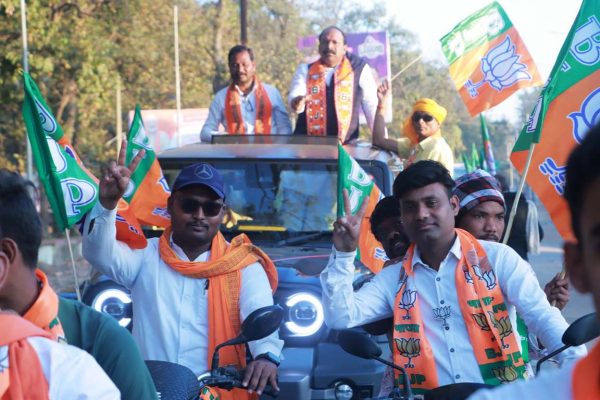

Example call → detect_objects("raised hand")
332 189 369 252
376 79 391 108
99 139 145 210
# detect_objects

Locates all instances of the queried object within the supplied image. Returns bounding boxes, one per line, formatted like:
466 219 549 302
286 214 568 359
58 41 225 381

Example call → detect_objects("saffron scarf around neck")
224 78 273 134
305 56 354 139
0 313 51 400
22 269 65 342
159 228 277 400
572 340 600 399
392 229 526 393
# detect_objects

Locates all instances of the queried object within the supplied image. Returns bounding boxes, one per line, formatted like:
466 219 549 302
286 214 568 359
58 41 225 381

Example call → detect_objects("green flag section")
440 1 542 116
337 144 386 274
480 114 497 175
22 73 98 231
125 105 171 227
511 0 600 240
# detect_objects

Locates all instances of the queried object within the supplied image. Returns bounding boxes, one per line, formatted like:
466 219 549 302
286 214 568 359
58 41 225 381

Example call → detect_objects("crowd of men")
1 25 598 400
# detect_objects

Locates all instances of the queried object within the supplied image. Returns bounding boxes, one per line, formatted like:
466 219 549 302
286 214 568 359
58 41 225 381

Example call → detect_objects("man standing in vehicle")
321 160 584 393
200 45 292 142
82 141 283 399
468 125 600 399
288 26 378 142
0 169 157 400
373 80 454 174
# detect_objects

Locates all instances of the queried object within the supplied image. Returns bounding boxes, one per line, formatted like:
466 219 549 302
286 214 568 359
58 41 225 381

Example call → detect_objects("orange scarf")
0 313 51 400
224 78 272 134
392 229 526 393
572 341 600 399
22 270 65 342
305 56 354 140
159 229 277 400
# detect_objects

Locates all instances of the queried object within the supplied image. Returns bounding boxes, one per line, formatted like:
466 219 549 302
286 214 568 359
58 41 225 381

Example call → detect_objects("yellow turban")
402 98 447 144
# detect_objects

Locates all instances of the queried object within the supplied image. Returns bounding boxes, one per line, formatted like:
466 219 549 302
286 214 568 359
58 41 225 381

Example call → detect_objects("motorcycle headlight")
284 292 324 337
91 288 132 328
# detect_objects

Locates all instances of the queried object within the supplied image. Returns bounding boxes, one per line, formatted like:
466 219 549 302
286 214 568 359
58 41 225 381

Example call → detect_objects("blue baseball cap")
172 163 225 198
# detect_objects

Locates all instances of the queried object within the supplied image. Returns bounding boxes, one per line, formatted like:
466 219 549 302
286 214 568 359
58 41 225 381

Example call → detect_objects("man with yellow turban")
373 80 454 174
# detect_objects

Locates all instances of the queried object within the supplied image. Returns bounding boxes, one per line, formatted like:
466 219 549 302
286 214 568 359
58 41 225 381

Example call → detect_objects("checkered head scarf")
453 169 505 213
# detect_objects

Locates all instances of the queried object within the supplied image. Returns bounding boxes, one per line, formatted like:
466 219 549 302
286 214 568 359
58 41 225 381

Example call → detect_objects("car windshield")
162 159 385 237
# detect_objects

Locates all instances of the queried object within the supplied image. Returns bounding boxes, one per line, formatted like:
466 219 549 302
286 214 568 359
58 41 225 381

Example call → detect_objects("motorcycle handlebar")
198 366 279 398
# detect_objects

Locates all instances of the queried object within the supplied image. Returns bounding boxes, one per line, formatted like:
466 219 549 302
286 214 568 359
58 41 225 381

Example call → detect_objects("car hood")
263 245 331 277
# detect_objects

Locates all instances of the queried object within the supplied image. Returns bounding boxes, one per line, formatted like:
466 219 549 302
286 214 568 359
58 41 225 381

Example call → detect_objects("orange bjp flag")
124 105 171 228
511 0 600 241
337 144 387 274
440 1 543 116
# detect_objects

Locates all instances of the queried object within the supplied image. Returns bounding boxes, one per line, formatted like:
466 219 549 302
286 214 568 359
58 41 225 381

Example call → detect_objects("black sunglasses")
179 198 223 217
412 112 434 123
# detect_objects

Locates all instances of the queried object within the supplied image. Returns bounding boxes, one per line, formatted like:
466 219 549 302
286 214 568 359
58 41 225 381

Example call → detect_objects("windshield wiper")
276 231 330 246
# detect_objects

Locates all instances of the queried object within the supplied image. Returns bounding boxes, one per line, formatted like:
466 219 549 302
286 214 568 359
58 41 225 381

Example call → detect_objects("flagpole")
390 55 423 82
65 229 82 301
116 75 122 154
20 0 34 183
174 5 182 148
503 142 536 244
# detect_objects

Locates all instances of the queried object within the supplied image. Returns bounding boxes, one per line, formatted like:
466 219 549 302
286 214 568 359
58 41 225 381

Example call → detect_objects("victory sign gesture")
333 189 369 252
99 138 145 210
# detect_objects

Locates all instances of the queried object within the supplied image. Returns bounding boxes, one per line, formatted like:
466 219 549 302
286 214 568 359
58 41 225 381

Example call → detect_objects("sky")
384 0 582 123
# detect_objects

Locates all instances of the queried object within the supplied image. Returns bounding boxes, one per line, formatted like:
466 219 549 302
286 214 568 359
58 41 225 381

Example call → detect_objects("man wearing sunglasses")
373 80 454 174
82 142 283 399
200 44 292 143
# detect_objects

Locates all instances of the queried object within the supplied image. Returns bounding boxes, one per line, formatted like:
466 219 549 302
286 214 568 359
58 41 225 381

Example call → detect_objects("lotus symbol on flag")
399 289 417 320
492 365 519 383
394 338 420 368
568 87 600 144
465 36 532 98
488 311 512 349
472 313 491 331
472 265 497 290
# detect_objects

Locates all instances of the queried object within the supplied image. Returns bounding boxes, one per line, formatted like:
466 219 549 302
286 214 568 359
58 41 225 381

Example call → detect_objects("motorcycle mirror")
562 312 600 346
338 330 383 359
537 312 600 374
211 305 283 372
241 304 284 341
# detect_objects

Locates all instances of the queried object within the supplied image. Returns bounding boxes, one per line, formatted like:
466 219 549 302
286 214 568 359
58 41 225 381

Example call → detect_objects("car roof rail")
211 134 339 146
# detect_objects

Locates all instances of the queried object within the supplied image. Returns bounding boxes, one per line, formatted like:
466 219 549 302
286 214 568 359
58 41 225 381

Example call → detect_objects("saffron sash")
392 229 526 393
224 79 272 134
23 269 65 342
0 313 51 400
159 229 277 400
305 56 354 139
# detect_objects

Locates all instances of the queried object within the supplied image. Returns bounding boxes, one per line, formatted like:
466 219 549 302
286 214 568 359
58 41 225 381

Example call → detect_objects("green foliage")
0 0 522 178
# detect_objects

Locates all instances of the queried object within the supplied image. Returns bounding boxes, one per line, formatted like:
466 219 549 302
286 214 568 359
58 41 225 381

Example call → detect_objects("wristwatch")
255 352 281 366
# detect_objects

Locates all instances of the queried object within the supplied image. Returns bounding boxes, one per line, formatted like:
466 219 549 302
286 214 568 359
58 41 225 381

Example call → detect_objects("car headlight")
284 292 324 336
91 288 132 327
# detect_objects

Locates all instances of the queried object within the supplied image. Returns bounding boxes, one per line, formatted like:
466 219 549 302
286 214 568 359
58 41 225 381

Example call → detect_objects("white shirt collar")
169 233 209 262
412 234 462 271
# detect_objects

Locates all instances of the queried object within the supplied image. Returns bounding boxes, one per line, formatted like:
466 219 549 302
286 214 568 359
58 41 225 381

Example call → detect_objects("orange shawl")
159 229 278 400
305 56 354 139
0 313 51 400
224 79 272 134
572 341 600 399
22 270 65 342
392 229 526 393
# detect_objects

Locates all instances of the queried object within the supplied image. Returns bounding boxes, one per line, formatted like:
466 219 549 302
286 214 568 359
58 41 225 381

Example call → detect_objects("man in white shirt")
468 124 600 400
0 312 119 399
321 160 584 394
82 142 283 399
288 26 378 143
200 45 292 142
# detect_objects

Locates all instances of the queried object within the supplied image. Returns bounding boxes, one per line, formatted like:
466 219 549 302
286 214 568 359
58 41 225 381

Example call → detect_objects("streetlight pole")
240 0 248 45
